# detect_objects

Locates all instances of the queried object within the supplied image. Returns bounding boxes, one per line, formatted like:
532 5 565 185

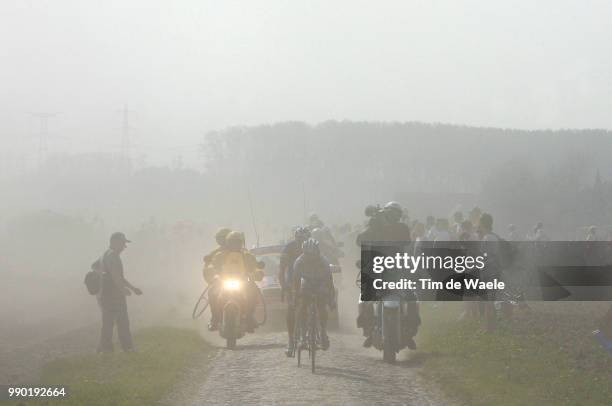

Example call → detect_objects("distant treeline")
2 121 611 239
203 121 612 233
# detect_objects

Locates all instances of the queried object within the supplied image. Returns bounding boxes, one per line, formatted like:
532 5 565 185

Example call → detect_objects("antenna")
302 179 307 223
246 184 260 247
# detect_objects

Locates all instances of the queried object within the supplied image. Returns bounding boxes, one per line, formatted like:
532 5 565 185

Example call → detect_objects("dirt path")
171 331 455 406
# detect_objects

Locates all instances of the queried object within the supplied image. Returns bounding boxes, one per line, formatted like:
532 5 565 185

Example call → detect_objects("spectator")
96 232 142 353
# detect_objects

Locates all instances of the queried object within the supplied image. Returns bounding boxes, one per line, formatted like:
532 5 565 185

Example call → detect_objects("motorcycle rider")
203 228 232 331
280 226 311 356
292 238 336 352
210 231 262 332
356 201 420 349
203 228 232 281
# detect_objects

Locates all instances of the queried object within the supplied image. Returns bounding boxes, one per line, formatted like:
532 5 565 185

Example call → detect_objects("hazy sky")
1 0 611 167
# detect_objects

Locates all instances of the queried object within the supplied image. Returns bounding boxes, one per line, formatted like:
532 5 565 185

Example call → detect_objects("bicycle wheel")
309 302 318 374
294 313 302 367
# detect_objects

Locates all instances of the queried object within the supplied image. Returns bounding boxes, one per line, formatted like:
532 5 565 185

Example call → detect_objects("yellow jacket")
202 246 225 283
212 249 262 280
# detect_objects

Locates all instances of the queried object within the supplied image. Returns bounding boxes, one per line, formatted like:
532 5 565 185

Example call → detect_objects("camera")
364 204 382 218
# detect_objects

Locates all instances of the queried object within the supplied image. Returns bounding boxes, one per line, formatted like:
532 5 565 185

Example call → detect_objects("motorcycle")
371 294 411 363
356 260 418 363
218 263 265 349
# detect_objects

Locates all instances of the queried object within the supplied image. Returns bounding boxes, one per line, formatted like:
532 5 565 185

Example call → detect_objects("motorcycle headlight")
223 279 241 291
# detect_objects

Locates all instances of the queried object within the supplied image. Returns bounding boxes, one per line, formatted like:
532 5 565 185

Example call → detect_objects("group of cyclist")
199 202 420 356
199 202 612 356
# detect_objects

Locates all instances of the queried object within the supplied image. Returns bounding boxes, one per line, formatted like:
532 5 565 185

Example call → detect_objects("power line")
29 112 58 168
118 104 135 168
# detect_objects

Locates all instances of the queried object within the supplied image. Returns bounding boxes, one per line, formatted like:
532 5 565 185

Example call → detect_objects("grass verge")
7 327 212 406
416 303 612 406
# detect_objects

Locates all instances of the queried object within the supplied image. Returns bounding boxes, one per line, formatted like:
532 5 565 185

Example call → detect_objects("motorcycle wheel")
383 308 398 364
223 303 239 350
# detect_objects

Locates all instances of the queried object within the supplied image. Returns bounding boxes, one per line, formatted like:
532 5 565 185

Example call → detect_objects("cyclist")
280 226 311 356
309 213 343 265
292 238 336 351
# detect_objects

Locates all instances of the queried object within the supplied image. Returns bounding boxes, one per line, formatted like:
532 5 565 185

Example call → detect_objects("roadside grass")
416 303 612 406
8 327 212 406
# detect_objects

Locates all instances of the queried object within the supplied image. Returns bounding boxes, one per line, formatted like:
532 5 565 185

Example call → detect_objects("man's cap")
110 232 132 243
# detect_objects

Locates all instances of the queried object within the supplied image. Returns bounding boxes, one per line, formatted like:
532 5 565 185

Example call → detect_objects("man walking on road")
97 232 142 353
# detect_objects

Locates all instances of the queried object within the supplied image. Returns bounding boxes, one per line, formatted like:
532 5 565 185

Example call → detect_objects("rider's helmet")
294 226 311 242
215 228 232 246
383 201 403 223
225 231 245 251
302 238 320 256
